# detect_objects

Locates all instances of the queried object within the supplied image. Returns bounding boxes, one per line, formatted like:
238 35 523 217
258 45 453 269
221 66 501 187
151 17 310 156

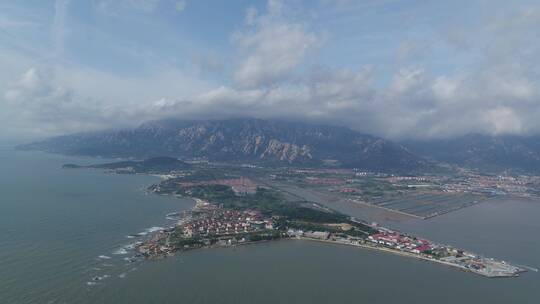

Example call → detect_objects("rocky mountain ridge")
18 118 426 173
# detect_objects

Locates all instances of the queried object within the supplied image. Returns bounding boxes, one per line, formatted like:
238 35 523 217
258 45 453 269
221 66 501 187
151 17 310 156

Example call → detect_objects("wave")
124 242 143 250
146 226 165 233
113 248 128 255
123 256 137 263
89 274 110 283
166 212 181 220
136 226 165 236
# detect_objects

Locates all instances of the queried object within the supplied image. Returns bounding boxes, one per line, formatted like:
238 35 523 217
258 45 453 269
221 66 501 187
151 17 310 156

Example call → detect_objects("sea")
0 144 539 304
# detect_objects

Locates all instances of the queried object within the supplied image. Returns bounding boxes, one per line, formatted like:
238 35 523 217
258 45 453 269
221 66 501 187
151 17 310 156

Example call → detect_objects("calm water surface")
0 145 539 303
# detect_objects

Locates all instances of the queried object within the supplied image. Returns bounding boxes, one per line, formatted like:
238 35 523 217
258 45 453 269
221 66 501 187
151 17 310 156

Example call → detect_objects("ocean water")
0 146 194 303
0 145 539 303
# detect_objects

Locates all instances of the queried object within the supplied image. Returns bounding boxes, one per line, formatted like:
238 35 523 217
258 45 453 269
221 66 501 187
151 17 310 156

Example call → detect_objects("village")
135 196 525 278
136 199 280 257
287 226 525 278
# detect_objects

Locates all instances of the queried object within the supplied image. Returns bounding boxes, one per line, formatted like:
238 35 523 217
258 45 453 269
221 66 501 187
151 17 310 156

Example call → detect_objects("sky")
0 0 539 141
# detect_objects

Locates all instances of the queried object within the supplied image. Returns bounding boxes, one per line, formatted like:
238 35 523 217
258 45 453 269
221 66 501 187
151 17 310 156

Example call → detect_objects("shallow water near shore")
1 145 539 303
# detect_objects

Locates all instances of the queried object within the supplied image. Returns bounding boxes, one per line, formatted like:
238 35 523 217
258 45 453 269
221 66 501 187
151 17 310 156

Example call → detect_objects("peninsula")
137 170 525 278
62 158 529 278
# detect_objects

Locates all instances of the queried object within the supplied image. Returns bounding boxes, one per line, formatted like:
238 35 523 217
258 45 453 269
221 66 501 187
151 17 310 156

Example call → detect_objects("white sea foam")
146 226 165 233
166 212 181 220
98 255 111 259
137 226 165 236
113 248 128 255
123 256 137 263
118 273 127 279
90 275 108 282
124 242 142 250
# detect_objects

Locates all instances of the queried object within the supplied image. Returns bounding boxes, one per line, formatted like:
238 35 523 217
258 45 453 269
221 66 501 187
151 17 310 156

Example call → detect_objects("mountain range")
19 118 540 174
403 134 540 174
18 118 426 173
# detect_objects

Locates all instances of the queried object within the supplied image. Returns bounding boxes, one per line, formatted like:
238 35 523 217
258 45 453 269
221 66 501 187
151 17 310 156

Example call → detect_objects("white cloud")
389 68 425 94
139 66 376 129
1 65 213 136
484 107 523 135
3 67 110 135
138 54 540 140
2 0 540 141
233 0 320 88
55 64 213 105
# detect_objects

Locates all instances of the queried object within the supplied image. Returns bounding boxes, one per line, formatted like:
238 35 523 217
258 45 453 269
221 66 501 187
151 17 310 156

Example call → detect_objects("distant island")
63 157 190 174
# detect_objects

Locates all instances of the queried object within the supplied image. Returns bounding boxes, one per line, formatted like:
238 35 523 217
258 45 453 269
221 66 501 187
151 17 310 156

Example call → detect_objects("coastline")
297 237 526 278
58 163 527 278
137 222 527 279
134 195 526 278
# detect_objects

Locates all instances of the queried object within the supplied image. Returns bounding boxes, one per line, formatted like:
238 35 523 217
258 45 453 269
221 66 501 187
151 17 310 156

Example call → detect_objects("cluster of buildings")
287 229 331 240
432 173 540 197
136 231 174 257
135 205 277 257
291 168 354 175
182 208 273 237
364 229 522 276
367 230 434 254
288 226 524 277
461 174 540 197
281 226 460 266
387 176 431 183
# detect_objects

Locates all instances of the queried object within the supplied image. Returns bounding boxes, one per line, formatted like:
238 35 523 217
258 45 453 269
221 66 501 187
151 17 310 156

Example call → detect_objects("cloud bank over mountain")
0 0 539 140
